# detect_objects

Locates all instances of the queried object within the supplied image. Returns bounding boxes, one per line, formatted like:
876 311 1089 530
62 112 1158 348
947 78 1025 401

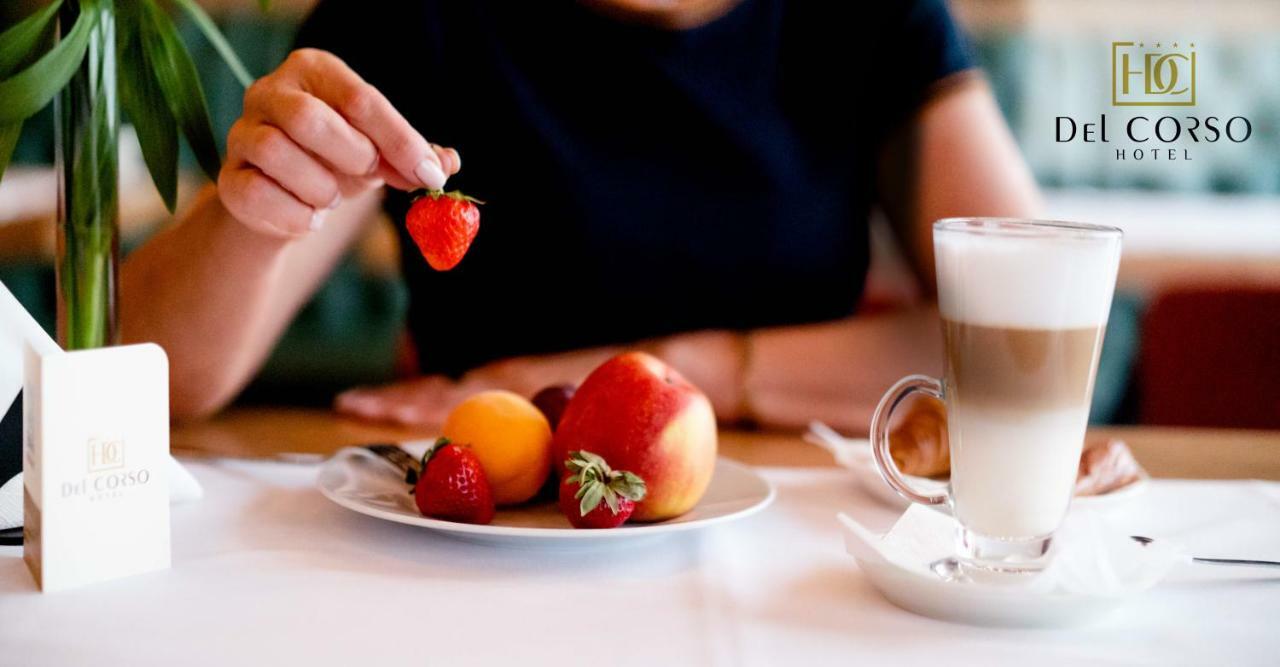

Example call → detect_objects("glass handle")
870 374 949 505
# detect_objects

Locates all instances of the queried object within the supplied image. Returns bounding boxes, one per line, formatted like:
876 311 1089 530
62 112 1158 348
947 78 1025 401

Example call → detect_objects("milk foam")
935 229 1121 330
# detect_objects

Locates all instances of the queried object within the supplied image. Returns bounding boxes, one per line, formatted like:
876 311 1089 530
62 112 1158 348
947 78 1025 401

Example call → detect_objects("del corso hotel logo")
62 436 153 502
1056 41 1254 161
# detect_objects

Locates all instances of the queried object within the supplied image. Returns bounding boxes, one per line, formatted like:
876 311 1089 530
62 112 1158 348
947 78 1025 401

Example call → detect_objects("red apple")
552 352 717 522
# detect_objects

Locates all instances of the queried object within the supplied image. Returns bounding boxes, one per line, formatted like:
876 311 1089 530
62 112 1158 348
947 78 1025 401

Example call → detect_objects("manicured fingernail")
310 210 327 231
365 152 381 176
326 192 342 210
414 158 447 190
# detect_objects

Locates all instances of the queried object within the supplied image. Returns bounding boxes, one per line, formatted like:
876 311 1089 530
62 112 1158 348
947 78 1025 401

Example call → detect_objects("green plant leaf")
0 0 62 76
136 0 221 182
0 122 23 182
170 0 253 87
118 0 179 211
0 0 97 125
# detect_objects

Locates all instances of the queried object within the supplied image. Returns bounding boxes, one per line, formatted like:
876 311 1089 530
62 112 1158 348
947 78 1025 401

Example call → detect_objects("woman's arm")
120 186 379 420
877 74 1043 293
121 49 460 421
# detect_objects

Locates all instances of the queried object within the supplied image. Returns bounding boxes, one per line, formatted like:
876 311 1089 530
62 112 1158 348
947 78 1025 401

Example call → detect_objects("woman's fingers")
335 377 456 426
286 49 448 190
217 164 316 237
251 86 380 178
228 121 342 210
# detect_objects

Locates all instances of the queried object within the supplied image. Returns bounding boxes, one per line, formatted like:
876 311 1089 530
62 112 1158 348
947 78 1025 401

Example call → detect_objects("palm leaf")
118 0 179 211
0 0 64 180
0 122 22 182
0 0 98 125
136 0 221 182
0 0 62 76
171 0 253 87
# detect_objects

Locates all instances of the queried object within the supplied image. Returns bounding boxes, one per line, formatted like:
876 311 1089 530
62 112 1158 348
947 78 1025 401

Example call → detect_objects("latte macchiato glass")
871 218 1122 572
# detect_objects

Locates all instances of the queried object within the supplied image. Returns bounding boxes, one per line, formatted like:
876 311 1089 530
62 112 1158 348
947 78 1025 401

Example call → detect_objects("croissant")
888 398 950 478
1075 438 1145 496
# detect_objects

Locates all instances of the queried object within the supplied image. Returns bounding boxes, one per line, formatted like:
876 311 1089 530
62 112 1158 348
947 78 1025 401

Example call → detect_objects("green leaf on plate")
118 0 179 211
0 122 23 182
171 0 254 87
136 0 221 182
0 0 62 77
0 0 97 125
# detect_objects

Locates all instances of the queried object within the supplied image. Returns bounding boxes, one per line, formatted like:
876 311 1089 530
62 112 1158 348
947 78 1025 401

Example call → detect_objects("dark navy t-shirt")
296 0 974 377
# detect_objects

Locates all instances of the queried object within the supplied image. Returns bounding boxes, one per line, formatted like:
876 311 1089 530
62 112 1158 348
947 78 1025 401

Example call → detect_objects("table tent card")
1 280 171 591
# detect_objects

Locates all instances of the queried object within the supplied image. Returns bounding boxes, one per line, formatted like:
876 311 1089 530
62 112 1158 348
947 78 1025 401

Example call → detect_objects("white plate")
813 434 1147 511
317 446 775 548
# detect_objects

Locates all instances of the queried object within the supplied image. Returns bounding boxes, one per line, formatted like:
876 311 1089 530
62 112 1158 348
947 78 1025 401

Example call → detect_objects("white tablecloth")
3 460 1279 666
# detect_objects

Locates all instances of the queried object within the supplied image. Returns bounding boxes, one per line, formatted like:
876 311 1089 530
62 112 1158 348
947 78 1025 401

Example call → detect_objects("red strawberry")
414 438 495 524
558 450 647 529
405 190 483 271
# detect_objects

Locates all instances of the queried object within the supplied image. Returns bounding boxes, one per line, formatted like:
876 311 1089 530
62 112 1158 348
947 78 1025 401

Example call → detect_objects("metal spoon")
1130 535 1280 569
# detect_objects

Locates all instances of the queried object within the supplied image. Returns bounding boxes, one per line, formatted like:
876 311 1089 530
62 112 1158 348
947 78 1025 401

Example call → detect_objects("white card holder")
23 342 172 591
3 279 172 591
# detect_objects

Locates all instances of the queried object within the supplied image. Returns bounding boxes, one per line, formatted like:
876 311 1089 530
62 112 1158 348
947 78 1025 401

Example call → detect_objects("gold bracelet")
735 330 759 429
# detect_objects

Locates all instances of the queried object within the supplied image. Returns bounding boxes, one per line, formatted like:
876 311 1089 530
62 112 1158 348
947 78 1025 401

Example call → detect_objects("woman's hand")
219 48 461 239
335 347 626 426
334 331 752 427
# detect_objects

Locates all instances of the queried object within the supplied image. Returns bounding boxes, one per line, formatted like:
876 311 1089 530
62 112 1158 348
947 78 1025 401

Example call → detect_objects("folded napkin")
0 456 203 531
839 503 1182 597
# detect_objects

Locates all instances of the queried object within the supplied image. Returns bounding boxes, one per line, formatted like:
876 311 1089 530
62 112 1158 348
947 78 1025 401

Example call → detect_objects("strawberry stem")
410 189 485 205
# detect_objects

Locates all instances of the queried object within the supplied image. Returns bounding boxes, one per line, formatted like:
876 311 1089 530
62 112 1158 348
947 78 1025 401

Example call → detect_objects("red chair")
1139 286 1280 428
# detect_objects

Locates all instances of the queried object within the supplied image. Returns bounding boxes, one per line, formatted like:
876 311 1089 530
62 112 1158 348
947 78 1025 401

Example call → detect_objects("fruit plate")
317 444 775 548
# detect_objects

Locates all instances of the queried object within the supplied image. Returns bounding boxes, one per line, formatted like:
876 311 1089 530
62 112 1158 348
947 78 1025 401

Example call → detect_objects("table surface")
171 408 1280 480
3 409 1279 666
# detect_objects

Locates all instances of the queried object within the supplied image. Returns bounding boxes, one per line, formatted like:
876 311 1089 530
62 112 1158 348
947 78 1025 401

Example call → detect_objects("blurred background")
1 0 1277 428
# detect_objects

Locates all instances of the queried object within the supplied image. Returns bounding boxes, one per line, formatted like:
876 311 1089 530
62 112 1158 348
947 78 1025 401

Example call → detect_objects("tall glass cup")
871 218 1122 572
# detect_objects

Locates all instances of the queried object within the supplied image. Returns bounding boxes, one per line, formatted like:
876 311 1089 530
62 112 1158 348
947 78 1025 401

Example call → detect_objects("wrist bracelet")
735 330 759 429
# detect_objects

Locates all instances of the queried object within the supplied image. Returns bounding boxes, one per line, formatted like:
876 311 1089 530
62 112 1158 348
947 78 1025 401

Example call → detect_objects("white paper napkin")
840 503 1183 596
0 457 203 531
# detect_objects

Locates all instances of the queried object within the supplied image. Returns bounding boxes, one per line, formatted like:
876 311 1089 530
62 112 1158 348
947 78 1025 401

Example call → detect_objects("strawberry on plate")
413 438 495 525
405 190 483 271
558 450 647 529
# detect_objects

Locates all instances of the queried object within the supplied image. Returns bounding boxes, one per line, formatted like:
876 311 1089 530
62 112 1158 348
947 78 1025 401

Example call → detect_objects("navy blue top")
296 0 974 377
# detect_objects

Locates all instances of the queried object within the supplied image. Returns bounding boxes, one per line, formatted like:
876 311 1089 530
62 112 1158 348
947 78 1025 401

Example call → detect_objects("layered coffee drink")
934 221 1120 542
871 218 1121 571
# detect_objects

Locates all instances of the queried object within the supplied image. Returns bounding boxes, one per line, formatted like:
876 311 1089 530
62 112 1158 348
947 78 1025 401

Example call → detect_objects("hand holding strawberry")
413 438 495 525
558 451 647 529
405 190 483 271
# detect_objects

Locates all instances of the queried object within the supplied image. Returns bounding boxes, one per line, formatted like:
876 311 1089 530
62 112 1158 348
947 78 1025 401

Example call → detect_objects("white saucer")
813 433 1148 510
854 559 1125 627
317 446 775 548
838 506 1175 628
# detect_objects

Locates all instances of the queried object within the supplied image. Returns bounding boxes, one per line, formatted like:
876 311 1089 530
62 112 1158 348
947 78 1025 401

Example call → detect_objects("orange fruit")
441 390 553 505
